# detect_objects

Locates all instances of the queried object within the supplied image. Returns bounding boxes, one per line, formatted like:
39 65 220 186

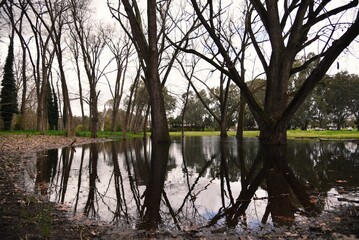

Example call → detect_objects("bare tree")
184 0 359 144
69 0 111 138
67 36 86 129
105 28 134 132
108 0 172 143
122 66 141 139
20 1 56 134
25 0 75 136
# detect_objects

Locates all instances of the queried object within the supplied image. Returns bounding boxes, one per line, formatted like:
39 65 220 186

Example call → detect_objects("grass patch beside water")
1 129 358 140
170 130 359 139
0 130 143 139
287 129 359 140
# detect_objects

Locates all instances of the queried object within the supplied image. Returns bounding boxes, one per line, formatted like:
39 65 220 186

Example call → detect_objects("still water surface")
23 137 359 231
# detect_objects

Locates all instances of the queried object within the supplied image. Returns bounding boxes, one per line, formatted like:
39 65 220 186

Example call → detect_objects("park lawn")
286 129 359 140
170 130 359 140
169 131 260 137
1 129 358 140
0 130 143 139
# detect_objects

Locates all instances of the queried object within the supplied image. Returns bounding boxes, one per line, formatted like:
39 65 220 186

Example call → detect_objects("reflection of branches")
74 147 85 215
124 140 143 214
139 142 170 230
220 141 234 208
35 149 58 196
111 141 129 224
162 191 181 230
58 147 75 204
208 143 320 228
176 156 216 216
84 144 99 218
209 163 267 227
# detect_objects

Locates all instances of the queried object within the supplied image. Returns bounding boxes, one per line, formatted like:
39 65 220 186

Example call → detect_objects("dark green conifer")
48 83 59 130
0 40 18 130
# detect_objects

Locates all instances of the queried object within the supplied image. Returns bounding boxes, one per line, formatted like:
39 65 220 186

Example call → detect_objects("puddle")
22 137 359 232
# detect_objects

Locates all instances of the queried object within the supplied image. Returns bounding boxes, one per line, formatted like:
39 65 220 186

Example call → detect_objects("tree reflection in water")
29 138 358 232
35 149 58 196
84 143 99 218
138 141 170 230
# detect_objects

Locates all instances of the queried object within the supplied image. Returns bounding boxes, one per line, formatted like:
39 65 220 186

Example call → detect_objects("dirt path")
0 134 358 239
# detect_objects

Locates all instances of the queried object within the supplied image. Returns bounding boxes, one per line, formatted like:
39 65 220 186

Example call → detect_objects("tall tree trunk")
89 87 98 138
111 52 129 132
146 0 170 143
20 43 27 130
219 115 228 138
56 46 75 136
119 0 170 143
123 73 139 139
60 73 75 137
143 104 150 139
259 120 287 145
181 83 191 138
74 53 86 129
37 54 50 134
236 94 246 140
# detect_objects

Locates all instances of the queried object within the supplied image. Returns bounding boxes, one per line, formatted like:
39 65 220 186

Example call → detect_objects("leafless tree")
108 0 173 142
69 0 111 138
105 28 134 132
19 1 56 133
122 66 141 138
26 0 75 136
67 36 86 129
184 0 359 144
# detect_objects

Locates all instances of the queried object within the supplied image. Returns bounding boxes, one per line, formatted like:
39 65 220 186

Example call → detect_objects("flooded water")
22 137 359 232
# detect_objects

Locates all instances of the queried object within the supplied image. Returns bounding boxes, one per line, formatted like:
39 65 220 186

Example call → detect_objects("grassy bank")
1 129 358 140
170 130 359 140
0 130 143 139
286 129 359 140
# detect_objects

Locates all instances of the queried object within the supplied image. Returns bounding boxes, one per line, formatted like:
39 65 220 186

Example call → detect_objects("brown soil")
0 134 358 239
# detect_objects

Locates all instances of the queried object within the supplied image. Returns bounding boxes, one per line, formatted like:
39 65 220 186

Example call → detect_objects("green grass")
170 130 359 140
287 129 359 140
1 129 358 140
169 130 260 137
0 130 143 139
75 130 143 138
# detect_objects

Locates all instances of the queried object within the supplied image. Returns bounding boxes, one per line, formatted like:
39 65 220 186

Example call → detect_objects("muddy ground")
0 134 358 239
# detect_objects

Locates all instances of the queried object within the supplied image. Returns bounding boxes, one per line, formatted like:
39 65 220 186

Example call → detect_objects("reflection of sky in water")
22 137 359 231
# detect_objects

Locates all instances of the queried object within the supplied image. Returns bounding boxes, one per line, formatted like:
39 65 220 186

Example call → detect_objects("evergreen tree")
0 40 18 130
48 83 59 130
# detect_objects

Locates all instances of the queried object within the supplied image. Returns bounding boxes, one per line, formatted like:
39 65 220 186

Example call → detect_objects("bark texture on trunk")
146 0 171 143
259 121 287 145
